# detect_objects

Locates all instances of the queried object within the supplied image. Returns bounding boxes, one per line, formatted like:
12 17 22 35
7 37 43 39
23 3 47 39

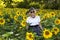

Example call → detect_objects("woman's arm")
39 22 43 30
26 23 29 30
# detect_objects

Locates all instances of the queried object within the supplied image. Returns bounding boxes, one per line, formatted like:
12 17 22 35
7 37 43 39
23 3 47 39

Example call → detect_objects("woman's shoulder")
27 16 31 19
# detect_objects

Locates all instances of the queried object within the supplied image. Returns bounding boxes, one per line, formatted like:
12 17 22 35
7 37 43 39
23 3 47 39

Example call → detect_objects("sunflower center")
18 13 19 14
54 29 57 31
51 13 54 15
23 17 26 19
25 17 26 19
58 17 60 19
0 19 3 23
29 34 33 38
45 31 50 35
56 20 59 23
23 22 26 24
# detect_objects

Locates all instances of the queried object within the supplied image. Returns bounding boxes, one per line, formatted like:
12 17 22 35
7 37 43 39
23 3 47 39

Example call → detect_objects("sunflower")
54 19 60 25
0 1 6 8
42 14 47 19
43 29 52 39
42 14 50 19
50 12 56 17
16 11 20 16
47 13 52 18
26 32 34 40
14 15 18 21
58 17 60 19
23 16 27 21
52 27 59 35
0 18 5 25
21 20 26 27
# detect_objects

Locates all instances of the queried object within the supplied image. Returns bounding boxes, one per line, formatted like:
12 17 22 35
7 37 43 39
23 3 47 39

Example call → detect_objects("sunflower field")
0 8 60 40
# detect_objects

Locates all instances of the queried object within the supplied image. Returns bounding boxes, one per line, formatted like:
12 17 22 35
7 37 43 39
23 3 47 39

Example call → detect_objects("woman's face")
29 10 36 18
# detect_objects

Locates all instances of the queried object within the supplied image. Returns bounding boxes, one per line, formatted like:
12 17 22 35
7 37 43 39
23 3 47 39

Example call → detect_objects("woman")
26 7 43 36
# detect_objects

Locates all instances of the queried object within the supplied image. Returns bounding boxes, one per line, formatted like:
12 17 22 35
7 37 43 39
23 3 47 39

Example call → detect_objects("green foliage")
0 0 59 9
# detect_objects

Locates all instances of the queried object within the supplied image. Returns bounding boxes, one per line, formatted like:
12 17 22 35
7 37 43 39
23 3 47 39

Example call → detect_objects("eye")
30 11 33 13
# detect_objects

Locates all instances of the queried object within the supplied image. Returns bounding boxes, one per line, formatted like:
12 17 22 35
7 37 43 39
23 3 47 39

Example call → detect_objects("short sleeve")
38 16 41 22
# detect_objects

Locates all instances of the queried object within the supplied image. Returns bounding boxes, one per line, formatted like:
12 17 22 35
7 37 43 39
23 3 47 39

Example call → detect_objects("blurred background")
0 0 60 9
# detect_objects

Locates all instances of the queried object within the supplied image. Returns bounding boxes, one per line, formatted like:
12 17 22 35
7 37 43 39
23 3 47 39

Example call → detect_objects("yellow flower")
47 13 51 18
12 0 23 2
42 14 50 19
0 1 6 8
43 29 52 39
21 20 26 27
23 16 27 21
0 18 5 25
52 27 59 35
16 11 20 16
21 12 26 16
50 12 56 17
58 17 60 19
26 32 34 40
54 19 60 25
14 15 18 20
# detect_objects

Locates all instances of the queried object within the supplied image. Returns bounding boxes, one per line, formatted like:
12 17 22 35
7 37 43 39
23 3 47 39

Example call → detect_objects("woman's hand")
26 26 29 30
40 26 43 30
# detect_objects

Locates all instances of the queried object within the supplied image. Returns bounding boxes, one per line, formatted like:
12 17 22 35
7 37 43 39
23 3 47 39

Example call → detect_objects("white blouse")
26 16 41 26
